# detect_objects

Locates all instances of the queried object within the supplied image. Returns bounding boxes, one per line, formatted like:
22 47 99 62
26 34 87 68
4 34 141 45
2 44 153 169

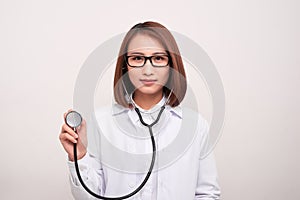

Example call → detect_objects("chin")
135 85 163 96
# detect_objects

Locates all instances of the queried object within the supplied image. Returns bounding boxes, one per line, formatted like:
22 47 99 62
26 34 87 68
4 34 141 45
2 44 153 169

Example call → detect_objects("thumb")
78 119 87 131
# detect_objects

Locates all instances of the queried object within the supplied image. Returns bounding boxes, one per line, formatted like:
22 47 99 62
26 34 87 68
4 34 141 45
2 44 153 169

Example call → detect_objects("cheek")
127 69 140 85
159 69 170 84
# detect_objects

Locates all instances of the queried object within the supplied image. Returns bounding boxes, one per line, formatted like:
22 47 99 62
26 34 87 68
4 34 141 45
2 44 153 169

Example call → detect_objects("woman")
59 21 220 199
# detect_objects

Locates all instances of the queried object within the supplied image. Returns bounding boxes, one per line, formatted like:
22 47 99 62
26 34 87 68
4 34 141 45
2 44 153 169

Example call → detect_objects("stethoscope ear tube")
73 128 156 199
71 106 166 199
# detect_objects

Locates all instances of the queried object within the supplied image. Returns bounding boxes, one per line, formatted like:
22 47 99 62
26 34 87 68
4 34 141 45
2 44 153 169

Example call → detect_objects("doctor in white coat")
59 21 221 200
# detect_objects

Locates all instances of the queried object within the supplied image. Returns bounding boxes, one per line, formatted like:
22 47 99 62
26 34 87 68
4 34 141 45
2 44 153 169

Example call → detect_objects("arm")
194 117 221 199
194 152 221 200
68 153 106 199
61 111 105 199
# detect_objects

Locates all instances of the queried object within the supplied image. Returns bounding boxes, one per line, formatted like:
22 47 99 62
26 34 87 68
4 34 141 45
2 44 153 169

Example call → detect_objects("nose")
142 59 154 75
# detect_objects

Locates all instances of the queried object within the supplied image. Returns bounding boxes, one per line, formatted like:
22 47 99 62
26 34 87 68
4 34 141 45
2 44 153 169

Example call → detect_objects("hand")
59 109 87 161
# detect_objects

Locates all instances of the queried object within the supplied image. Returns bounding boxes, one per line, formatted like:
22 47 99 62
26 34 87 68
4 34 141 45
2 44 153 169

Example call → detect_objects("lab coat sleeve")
194 153 221 200
68 153 105 199
67 113 106 199
194 118 221 200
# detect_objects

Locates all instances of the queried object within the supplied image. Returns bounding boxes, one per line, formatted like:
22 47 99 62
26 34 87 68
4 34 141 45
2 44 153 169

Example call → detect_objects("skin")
59 33 170 161
127 33 170 110
59 109 87 161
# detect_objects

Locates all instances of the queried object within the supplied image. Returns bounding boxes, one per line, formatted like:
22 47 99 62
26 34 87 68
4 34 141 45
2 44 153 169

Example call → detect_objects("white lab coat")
67 98 221 199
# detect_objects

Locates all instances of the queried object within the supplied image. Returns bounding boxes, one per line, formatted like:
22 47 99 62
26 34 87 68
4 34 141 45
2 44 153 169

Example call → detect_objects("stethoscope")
65 82 173 199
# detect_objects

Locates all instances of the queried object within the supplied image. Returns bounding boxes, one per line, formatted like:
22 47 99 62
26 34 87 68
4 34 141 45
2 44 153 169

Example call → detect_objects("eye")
153 55 167 62
131 56 144 61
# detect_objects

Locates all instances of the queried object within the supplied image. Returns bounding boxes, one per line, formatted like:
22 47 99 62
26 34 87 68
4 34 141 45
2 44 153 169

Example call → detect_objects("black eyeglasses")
125 55 170 68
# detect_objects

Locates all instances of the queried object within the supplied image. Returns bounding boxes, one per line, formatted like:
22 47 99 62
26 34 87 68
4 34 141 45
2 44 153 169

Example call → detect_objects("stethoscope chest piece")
65 111 82 129
66 98 168 199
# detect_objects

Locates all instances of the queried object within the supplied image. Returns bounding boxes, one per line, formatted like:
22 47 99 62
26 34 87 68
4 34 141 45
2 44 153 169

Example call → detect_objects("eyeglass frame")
124 54 170 68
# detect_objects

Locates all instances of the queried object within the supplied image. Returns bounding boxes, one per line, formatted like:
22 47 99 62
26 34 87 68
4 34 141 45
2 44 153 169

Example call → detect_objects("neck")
133 91 163 110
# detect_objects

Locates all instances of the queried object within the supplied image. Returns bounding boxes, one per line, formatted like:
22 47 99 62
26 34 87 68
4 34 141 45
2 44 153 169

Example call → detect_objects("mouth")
140 79 157 86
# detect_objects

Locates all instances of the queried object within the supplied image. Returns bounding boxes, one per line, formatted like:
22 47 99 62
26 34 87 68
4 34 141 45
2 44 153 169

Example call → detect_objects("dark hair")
113 21 187 107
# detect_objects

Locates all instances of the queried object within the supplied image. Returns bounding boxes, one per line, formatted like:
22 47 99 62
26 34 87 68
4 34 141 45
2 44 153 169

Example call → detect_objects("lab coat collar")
111 95 182 119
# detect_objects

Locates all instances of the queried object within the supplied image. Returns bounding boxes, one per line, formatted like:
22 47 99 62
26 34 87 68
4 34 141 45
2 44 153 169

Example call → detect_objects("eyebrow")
127 52 168 56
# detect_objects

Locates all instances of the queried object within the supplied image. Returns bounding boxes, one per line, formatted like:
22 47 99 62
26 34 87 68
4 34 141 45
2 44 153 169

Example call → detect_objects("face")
126 34 170 98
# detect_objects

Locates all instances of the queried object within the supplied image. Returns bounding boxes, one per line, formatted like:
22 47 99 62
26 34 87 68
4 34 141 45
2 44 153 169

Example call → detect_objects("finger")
61 124 78 138
63 109 74 119
60 132 77 143
81 119 86 126
78 119 86 128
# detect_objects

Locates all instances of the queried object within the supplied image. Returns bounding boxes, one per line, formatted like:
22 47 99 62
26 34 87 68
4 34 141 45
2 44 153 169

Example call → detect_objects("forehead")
127 33 166 53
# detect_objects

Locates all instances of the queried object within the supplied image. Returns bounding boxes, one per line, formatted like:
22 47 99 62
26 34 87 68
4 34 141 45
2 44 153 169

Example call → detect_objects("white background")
0 0 299 199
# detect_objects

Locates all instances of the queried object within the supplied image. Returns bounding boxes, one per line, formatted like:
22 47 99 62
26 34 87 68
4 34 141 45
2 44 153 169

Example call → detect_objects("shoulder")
169 105 208 127
166 105 209 142
94 103 129 118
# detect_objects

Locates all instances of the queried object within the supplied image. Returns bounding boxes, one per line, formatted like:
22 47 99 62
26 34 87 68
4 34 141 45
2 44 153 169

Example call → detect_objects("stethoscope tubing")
73 106 165 199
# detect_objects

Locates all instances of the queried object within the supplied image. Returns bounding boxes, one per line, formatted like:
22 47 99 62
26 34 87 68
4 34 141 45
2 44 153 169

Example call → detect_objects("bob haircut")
113 21 187 107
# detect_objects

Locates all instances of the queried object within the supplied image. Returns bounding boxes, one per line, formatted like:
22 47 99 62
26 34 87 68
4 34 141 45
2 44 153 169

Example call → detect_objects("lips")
140 79 157 86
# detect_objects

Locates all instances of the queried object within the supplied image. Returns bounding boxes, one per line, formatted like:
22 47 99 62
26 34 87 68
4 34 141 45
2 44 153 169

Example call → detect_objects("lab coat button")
128 181 135 188
141 187 152 198
127 143 134 152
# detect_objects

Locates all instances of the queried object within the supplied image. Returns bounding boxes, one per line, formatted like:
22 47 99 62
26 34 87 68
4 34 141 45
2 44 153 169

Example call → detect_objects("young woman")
59 21 220 199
